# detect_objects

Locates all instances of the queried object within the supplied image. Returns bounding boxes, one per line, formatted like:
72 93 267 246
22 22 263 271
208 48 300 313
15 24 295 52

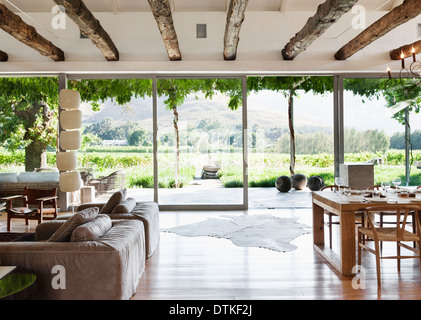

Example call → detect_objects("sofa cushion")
0 173 18 182
99 189 127 214
70 214 112 242
111 197 136 214
48 207 99 242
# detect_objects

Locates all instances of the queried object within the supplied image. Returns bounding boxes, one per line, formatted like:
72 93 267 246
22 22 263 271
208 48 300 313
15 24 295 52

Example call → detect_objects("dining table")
312 189 421 276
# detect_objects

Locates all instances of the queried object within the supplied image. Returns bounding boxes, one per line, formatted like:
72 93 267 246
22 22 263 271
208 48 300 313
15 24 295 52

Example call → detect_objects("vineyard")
1 147 420 188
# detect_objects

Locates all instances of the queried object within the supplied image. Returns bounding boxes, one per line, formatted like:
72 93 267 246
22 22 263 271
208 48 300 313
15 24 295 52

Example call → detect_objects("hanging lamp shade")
59 89 80 110
60 130 81 151
60 110 82 130
56 151 78 171
59 171 82 192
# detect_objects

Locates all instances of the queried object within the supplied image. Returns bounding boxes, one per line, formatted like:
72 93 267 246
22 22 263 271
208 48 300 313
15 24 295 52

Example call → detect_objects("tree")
128 128 149 146
0 77 59 171
246 76 334 174
156 79 235 187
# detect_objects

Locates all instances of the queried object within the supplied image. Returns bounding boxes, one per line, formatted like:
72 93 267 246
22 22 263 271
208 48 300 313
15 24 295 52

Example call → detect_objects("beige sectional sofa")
0 208 146 300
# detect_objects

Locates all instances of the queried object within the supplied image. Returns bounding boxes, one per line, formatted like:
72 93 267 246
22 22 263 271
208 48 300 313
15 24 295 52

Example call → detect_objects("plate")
410 198 421 202
363 197 388 203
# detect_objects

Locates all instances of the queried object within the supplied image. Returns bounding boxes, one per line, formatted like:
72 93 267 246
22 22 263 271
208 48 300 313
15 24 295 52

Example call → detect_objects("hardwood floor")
1 207 421 300
132 209 421 300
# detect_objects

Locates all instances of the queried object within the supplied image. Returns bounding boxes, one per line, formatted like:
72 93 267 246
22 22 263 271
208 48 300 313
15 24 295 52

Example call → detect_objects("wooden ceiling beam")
0 3 64 61
390 39 421 60
53 0 119 61
0 49 8 61
282 0 359 60
148 0 181 61
335 0 421 60
223 0 249 61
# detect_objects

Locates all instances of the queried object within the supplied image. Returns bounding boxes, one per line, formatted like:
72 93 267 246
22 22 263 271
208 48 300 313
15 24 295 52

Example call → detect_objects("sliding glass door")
156 77 247 209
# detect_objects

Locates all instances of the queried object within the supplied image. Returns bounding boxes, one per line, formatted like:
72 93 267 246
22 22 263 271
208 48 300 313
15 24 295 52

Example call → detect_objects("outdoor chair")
1 187 58 231
87 170 126 197
358 205 421 287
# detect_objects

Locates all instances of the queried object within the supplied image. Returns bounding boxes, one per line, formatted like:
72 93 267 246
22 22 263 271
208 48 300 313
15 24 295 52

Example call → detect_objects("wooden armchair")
1 187 58 231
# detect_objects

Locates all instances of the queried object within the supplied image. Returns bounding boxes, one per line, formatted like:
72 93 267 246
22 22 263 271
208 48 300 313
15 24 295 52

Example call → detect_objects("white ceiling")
0 0 416 75
1 0 404 13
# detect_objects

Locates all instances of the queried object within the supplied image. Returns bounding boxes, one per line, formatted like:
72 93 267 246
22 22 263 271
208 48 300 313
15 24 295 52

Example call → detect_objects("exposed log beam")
0 50 8 61
390 39 421 60
53 0 119 61
335 0 421 60
0 3 64 61
223 0 249 61
282 0 359 60
148 0 182 61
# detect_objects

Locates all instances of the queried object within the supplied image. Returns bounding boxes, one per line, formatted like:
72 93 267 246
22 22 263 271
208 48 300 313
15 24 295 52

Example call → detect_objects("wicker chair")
87 170 126 197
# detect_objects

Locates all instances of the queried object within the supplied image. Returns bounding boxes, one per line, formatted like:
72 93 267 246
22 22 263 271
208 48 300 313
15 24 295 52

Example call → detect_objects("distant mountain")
80 93 332 132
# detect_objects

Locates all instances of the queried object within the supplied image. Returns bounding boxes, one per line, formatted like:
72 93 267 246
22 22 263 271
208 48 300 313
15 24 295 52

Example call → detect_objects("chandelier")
383 47 421 103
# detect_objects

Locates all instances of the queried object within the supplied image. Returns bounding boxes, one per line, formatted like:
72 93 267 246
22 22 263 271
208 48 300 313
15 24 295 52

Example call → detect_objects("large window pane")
157 78 244 206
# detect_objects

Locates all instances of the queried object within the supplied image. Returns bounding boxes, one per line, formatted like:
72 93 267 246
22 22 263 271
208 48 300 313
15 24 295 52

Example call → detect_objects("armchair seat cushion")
9 207 37 214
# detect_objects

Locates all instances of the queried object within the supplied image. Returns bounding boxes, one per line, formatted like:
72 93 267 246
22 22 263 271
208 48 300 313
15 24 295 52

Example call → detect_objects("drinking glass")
335 177 343 193
392 178 401 193
381 181 391 196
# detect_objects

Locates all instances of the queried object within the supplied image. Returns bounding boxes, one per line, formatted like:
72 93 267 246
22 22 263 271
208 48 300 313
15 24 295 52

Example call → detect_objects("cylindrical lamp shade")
59 89 80 110
60 110 82 130
56 151 78 171
59 171 82 192
60 130 81 151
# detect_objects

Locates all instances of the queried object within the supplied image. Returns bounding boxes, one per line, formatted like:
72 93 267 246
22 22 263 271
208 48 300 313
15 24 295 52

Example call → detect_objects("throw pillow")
70 214 112 242
110 197 136 214
48 207 99 242
98 189 127 214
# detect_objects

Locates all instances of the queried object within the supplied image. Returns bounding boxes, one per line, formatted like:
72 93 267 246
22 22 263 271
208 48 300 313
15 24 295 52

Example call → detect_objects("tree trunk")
172 105 180 188
14 102 55 172
25 139 47 172
288 90 295 175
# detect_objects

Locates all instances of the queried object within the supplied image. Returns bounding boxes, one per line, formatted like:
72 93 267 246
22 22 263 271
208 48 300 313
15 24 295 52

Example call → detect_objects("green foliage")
127 128 150 147
0 77 59 151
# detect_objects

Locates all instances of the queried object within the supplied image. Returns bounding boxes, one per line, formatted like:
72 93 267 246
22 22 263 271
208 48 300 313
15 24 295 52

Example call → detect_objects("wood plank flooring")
1 207 421 300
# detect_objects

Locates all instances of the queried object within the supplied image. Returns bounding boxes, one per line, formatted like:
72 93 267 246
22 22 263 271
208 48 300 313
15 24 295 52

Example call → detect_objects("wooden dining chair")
368 185 416 248
358 205 421 287
1 187 58 231
321 185 364 249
